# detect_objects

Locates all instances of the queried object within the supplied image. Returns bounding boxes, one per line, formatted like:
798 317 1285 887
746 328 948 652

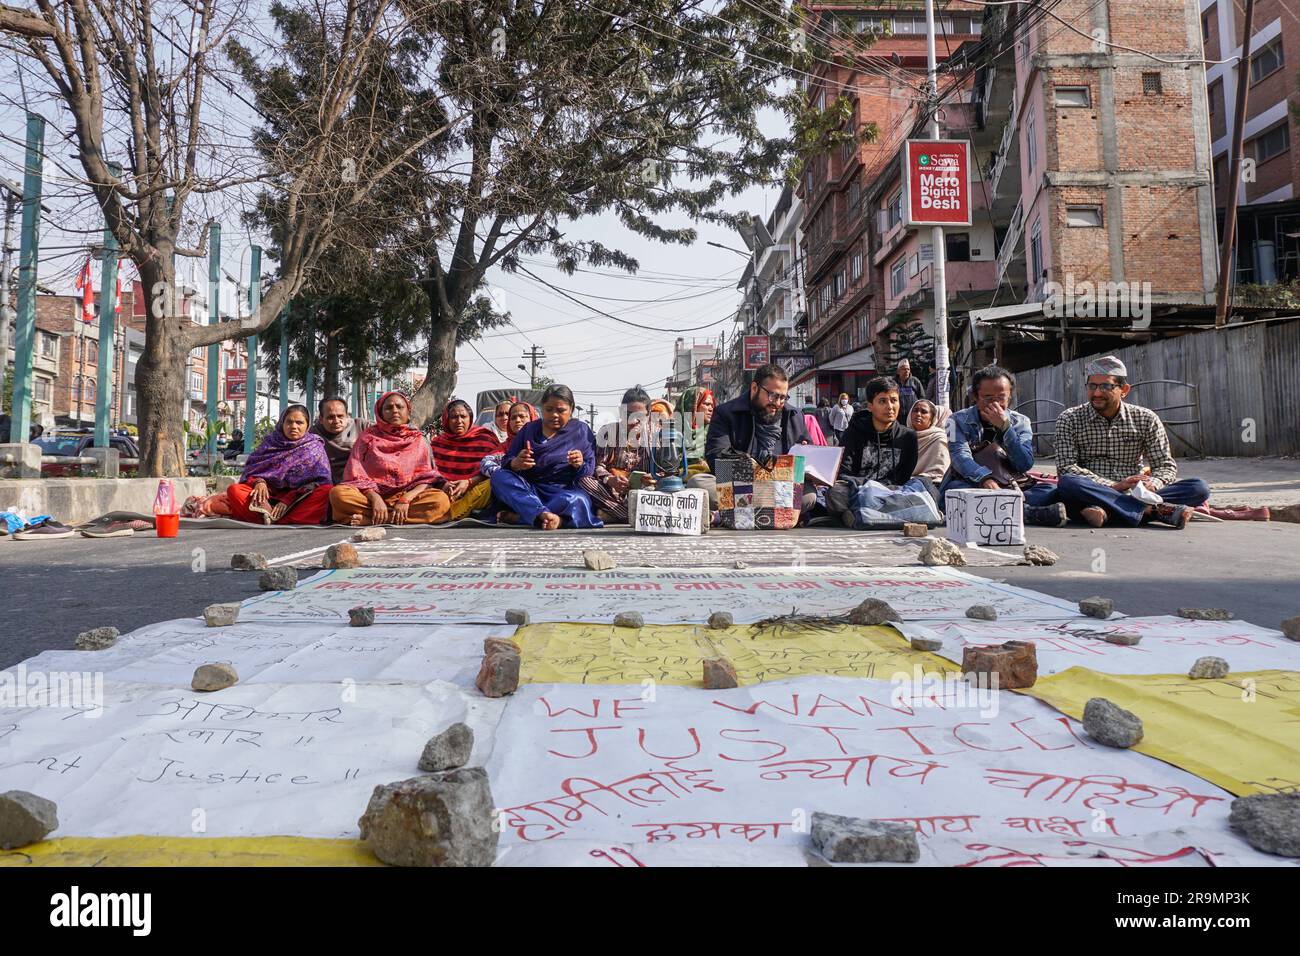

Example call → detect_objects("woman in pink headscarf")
328 391 452 525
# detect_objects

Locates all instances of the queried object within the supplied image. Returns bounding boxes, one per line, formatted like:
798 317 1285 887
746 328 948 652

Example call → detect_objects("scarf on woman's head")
680 385 714 461
911 400 952 482
342 390 443 494
429 399 506 483
241 404 332 489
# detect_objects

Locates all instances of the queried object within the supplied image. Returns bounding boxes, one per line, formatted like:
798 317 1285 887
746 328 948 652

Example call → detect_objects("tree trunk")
409 293 459 429
324 327 339 398
135 257 189 477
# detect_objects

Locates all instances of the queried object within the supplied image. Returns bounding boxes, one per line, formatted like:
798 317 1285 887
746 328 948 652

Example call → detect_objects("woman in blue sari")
489 384 603 530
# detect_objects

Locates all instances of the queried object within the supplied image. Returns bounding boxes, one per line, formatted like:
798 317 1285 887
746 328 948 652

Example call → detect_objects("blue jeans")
1055 474 1210 527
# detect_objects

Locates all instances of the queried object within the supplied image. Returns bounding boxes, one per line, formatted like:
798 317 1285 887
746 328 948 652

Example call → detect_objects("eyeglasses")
757 384 789 404
1086 383 1121 393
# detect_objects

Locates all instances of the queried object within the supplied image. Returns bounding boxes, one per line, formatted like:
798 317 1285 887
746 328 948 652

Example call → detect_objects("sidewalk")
1035 456 1300 510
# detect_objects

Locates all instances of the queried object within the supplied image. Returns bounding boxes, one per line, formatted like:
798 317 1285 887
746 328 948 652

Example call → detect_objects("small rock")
325 542 361 569
475 644 520 698
1228 793 1300 857
74 626 119 651
733 560 748 569
919 538 966 567
965 604 998 622
910 636 943 652
483 637 519 656
203 603 240 627
1178 607 1233 621
418 723 474 772
1103 630 1142 646
1188 656 1230 680
230 552 268 571
0 790 58 849
1079 596 1114 619
848 598 901 626
962 641 1038 689
810 812 920 864
902 522 928 538
358 769 498 867
1020 544 1059 566
348 606 376 627
583 549 617 571
352 526 386 542
505 609 530 627
258 567 298 591
191 662 239 692
707 611 734 630
1282 617 1300 642
702 657 739 689
1082 697 1143 748
613 612 643 629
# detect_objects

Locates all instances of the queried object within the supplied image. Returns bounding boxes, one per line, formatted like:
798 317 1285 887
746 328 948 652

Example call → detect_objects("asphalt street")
2 518 1298 669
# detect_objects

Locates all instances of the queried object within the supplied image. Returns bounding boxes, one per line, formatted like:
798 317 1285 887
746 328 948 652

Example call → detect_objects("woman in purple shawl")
226 404 333 524
488 384 602 530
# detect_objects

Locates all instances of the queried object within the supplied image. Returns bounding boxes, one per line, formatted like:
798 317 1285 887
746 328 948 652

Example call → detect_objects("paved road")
3 518 1297 669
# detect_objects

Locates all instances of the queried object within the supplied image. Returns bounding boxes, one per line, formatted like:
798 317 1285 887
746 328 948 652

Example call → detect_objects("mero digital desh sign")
902 139 971 227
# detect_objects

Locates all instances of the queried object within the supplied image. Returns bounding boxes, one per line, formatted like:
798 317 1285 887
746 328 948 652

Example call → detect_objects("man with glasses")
1053 355 1210 529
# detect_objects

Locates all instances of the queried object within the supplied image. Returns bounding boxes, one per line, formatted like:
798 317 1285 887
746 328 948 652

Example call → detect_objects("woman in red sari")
225 404 333 525
428 398 505 520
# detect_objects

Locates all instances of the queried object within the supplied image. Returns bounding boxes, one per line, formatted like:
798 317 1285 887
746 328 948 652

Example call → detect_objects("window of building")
84 341 98 365
1025 108 1037 173
945 232 971 262
190 371 204 396
848 180 861 213
1055 86 1090 107
1254 123 1291 164
909 253 920 278
858 311 870 344
1208 78 1222 116
841 328 852 354
1251 39 1284 85
1201 11 1211 42
890 259 906 297
1066 205 1103 227
34 377 51 403
887 190 902 229
39 332 58 359
1142 72 1163 95
1030 218 1044 282
82 377 96 401
851 251 863 281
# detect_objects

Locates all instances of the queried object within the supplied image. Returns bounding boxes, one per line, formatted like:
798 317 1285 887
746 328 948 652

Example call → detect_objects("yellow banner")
1021 668 1300 797
516 621 955 686
0 835 381 867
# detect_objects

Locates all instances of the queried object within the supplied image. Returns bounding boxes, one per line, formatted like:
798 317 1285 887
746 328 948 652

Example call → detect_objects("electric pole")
586 403 597 427
0 185 19 415
1215 0 1256 327
521 344 545 388
925 0 951 408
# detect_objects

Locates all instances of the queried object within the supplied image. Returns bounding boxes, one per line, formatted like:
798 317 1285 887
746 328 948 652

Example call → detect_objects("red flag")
74 257 94 323
114 262 123 314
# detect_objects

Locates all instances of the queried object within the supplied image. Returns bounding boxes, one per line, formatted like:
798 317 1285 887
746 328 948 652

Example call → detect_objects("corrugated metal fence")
1013 317 1300 458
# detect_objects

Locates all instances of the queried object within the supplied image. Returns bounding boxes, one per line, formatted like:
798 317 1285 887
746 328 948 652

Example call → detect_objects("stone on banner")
418 723 474 773
708 611 734 630
910 636 943 652
614 612 644 629
1283 617 1300 642
325 542 361 569
964 605 998 622
810 813 920 864
1079 596 1114 619
74 626 119 650
702 658 738 689
1228 793 1300 857
203 603 240 627
1178 607 1233 621
1188 656 1230 680
1083 698 1143 749
505 609 530 627
192 663 239 692
0 790 58 849
258 567 298 591
348 606 376 627
848 598 901 626
919 538 966 567
358 769 498 867
1103 631 1142 646
230 552 268 571
582 549 617 571
961 641 1037 689
944 487 1024 546
475 644 520 698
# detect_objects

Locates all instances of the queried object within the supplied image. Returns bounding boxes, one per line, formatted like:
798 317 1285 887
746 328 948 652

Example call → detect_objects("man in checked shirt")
1052 356 1210 530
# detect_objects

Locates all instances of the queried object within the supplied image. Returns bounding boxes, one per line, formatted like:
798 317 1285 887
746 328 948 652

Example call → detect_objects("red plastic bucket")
155 513 180 538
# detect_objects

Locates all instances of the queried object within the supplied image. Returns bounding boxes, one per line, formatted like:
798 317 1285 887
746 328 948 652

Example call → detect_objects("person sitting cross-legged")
827 377 930 525
1052 356 1210 530
225 404 333 525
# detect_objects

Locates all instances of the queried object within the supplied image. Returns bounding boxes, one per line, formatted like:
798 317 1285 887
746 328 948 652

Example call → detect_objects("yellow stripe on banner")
515 622 956 686
0 836 383 867
1021 668 1300 797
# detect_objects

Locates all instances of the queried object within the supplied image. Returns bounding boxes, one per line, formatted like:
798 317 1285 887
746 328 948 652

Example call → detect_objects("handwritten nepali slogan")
515 622 944 686
238 567 1084 625
1023 668 1300 798
898 615 1300 678
485 676 1274 867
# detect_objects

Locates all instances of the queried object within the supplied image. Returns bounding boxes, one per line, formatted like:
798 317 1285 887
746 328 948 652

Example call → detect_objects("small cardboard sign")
630 489 707 536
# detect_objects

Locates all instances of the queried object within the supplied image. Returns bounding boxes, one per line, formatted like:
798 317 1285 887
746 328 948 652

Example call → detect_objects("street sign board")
902 139 971 227
742 335 770 371
772 350 815 380
225 368 248 401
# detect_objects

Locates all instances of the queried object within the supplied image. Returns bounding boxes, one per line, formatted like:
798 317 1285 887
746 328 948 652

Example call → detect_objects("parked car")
34 432 140 477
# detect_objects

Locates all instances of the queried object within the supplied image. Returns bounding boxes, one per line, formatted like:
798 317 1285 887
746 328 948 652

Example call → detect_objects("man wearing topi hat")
1051 355 1210 529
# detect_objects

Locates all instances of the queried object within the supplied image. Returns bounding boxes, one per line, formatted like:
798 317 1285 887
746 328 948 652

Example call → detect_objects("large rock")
325 542 361 569
582 549 616 571
848 598 901 626
203 603 240 627
702 658 738 689
1178 607 1233 621
74 626 119 650
418 723 474 773
1019 544 1059 566
475 644 520 698
1228 793 1300 857
230 552 268 571
357 769 498 867
961 641 1037 689
1079 596 1114 619
352 526 386 542
1083 697 1143 748
919 538 966 567
810 812 920 864
192 663 239 692
1282 617 1300 642
1188 656 1230 680
258 567 298 591
0 790 58 849
964 604 998 622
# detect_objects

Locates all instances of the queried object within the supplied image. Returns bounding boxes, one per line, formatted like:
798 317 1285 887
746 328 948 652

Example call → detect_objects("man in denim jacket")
940 365 1067 527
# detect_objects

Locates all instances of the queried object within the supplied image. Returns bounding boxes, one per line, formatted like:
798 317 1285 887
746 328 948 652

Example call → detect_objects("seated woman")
486 399 514 443
479 401 537 480
908 399 951 492
429 398 505 521
489 384 603 530
329 390 452 526
679 385 715 475
581 386 653 524
225 404 333 525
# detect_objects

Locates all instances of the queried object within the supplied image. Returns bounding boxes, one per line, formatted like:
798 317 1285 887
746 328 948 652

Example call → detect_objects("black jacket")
842 415 918 486
704 394 811 471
